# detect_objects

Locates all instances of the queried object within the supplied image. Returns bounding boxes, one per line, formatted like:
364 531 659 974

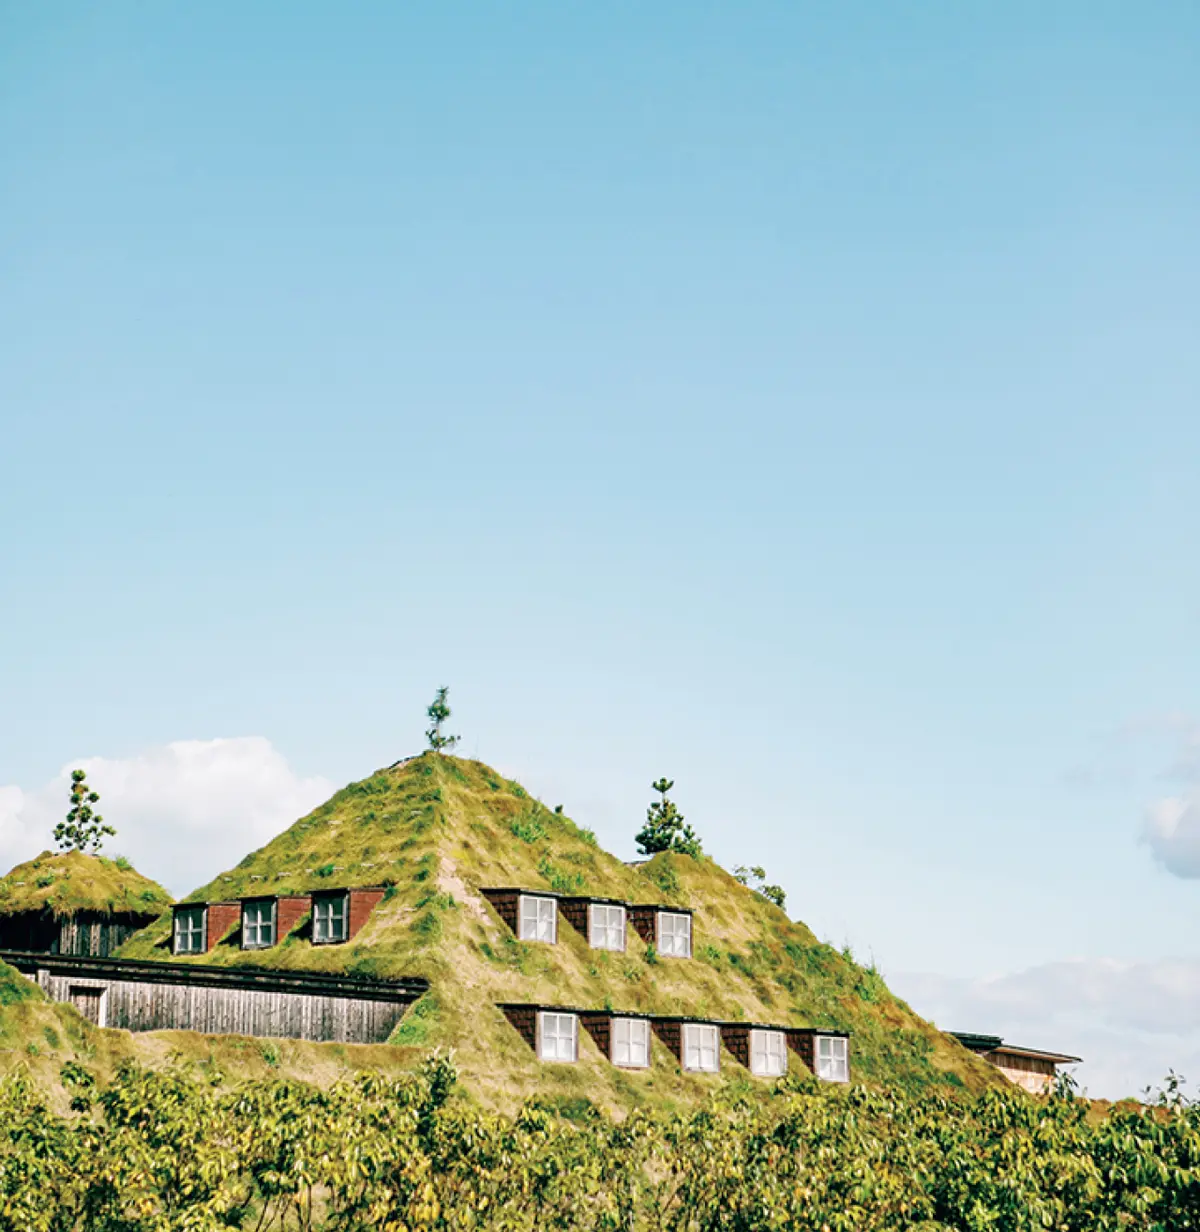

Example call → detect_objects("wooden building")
952 1032 1081 1094
0 908 158 958
2 950 428 1044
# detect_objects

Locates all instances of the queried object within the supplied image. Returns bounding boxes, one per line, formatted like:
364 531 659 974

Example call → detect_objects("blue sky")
2 3 1199 1096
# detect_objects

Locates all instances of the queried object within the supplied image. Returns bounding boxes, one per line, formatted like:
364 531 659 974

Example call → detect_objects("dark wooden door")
68 985 103 1025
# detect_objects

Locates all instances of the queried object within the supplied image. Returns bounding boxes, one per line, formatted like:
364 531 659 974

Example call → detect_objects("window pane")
314 895 348 943
590 904 626 951
539 1012 576 1061
659 913 691 957
684 1024 718 1072
751 1030 787 1077
613 1018 649 1067
243 901 275 948
520 896 556 942
816 1036 848 1082
174 907 205 954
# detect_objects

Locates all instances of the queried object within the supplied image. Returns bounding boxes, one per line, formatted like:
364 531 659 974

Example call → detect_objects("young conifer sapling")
425 687 460 752
54 769 116 854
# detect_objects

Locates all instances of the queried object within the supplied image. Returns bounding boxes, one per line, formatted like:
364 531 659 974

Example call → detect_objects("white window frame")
518 894 557 943
588 903 626 952
657 911 692 958
682 1023 720 1073
173 905 207 955
312 892 348 944
816 1035 849 1083
537 1011 578 1062
750 1028 788 1077
611 1017 650 1069
242 898 276 949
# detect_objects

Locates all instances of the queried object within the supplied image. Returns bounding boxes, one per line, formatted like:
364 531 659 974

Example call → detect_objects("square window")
173 906 206 955
519 895 557 943
683 1023 719 1072
750 1029 788 1077
816 1036 849 1083
242 899 276 949
538 1011 578 1062
658 911 692 958
589 903 626 952
612 1017 650 1068
312 893 348 944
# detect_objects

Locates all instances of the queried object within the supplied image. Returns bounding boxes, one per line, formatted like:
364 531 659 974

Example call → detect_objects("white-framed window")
612 1017 650 1068
519 894 557 943
589 903 626 951
312 892 348 944
173 905 206 955
658 911 692 958
750 1029 788 1077
683 1023 720 1072
242 899 276 949
816 1035 849 1083
537 1011 578 1062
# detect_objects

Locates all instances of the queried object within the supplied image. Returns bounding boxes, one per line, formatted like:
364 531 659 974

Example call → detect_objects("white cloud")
0 739 334 897
1143 791 1200 878
893 958 1200 1100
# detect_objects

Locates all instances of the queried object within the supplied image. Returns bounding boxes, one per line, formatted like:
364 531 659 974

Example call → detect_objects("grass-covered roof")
119 752 1003 1111
0 850 172 920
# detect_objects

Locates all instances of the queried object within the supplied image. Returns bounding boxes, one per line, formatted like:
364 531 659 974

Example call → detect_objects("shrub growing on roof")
54 770 115 855
635 778 702 858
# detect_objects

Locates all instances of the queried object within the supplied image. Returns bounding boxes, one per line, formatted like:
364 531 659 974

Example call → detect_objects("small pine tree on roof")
54 769 115 854
635 778 702 858
426 687 460 752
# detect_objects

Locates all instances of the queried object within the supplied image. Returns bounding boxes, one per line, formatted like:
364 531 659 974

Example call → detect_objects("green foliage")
54 769 116 854
733 863 787 910
635 777 702 857
537 856 585 895
113 855 133 871
510 813 548 844
425 686 460 752
1 1063 1198 1230
314 862 336 878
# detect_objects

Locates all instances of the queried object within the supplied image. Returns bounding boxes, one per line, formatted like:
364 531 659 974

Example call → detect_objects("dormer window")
683 1022 719 1072
588 903 626 951
612 1017 650 1068
242 899 276 949
657 911 692 958
519 894 557 943
173 906 206 955
537 1011 578 1061
313 892 348 944
750 1028 787 1077
816 1035 849 1083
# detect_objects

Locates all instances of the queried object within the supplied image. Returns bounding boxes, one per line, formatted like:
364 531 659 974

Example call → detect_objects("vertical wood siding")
38 972 410 1043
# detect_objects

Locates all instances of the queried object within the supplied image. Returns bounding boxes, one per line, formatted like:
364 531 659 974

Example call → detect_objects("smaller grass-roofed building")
0 850 172 958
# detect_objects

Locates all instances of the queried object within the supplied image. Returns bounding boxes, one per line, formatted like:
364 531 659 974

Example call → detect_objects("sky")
1 2 1198 1099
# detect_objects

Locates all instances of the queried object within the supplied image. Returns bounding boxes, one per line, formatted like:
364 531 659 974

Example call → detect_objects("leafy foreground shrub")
2 1056 1200 1231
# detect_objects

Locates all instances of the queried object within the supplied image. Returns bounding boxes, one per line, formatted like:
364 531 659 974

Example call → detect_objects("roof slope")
119 753 1002 1111
0 850 172 919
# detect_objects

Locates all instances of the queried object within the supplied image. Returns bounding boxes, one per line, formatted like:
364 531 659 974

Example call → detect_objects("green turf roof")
117 751 1004 1111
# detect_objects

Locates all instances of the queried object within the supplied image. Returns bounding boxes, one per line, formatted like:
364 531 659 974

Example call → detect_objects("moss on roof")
0 850 172 919
118 752 1003 1111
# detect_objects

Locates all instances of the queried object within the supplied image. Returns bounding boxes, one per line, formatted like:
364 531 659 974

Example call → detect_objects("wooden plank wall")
0 911 150 958
38 972 409 1043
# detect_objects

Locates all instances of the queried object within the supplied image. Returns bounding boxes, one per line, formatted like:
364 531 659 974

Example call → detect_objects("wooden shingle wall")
720 1024 752 1068
629 906 658 946
481 889 521 934
347 888 385 940
205 902 241 951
